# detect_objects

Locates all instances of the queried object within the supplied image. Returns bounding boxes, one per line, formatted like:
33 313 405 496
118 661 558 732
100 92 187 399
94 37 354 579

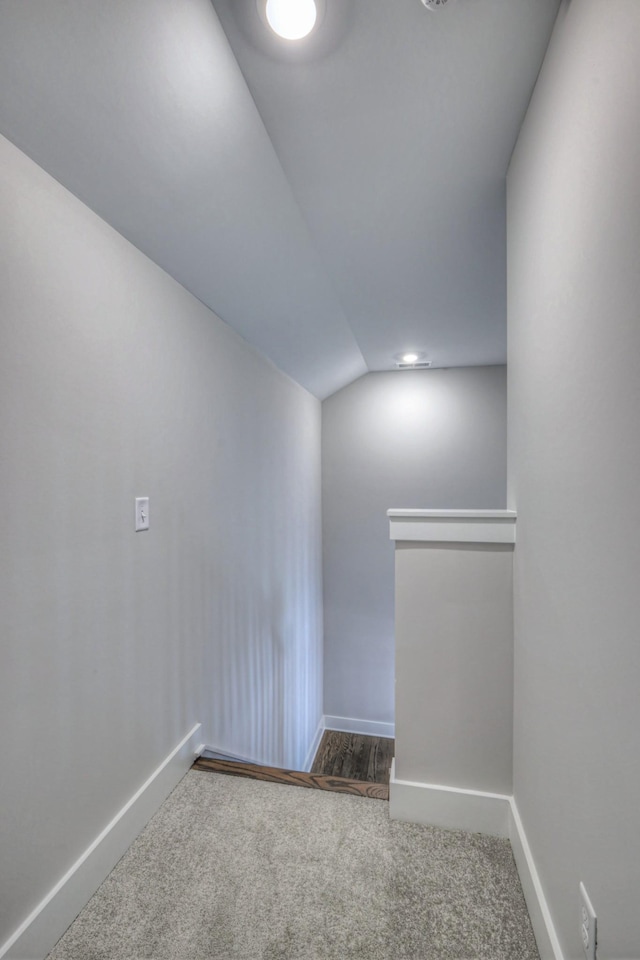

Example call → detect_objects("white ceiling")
0 0 560 398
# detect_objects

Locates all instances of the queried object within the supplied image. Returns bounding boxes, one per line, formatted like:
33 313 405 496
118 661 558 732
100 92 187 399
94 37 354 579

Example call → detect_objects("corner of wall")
1 724 202 960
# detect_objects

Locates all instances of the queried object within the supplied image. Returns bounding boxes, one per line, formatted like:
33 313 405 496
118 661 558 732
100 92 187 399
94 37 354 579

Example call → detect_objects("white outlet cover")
579 882 597 960
135 497 149 532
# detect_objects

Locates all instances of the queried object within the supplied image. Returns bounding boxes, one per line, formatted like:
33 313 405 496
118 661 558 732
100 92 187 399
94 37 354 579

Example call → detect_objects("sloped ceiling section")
214 0 561 375
0 0 560 398
0 0 366 398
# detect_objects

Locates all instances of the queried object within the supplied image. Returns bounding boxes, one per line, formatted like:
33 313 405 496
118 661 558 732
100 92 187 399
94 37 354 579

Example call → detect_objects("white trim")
389 759 511 838
509 798 565 960
388 509 517 518
388 508 517 544
323 715 395 739
200 743 264 766
205 716 392 775
1 723 202 960
302 717 326 772
387 765 565 960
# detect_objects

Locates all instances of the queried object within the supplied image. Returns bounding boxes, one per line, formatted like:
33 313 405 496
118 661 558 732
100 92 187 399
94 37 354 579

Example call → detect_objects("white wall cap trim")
387 509 517 518
388 509 516 543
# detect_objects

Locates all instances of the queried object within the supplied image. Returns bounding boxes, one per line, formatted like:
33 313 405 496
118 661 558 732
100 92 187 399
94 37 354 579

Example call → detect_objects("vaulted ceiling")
0 0 560 398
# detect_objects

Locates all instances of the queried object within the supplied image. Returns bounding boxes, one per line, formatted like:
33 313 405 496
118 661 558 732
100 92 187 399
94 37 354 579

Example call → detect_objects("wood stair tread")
192 757 389 800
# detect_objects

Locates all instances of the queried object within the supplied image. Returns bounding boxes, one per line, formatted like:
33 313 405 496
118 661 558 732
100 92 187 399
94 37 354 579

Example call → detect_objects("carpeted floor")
47 770 540 960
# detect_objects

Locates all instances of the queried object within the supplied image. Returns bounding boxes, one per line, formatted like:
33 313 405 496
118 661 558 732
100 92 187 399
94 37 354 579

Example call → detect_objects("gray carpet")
47 770 540 960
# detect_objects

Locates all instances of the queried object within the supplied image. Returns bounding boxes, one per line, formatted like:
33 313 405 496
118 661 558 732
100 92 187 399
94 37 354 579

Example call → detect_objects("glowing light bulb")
265 0 317 39
402 353 419 364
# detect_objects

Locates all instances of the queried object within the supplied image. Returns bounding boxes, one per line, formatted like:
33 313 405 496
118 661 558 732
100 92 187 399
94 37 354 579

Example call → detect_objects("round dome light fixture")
401 352 419 364
265 0 317 39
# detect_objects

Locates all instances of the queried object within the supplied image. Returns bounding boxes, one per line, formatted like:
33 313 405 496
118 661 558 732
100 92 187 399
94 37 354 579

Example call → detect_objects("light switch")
135 497 149 532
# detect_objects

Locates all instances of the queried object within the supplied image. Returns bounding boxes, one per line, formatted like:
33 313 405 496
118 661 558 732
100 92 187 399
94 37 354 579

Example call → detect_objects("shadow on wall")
203 542 322 770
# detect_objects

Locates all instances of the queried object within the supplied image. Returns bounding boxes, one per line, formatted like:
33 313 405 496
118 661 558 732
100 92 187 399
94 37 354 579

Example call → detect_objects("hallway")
46 769 538 960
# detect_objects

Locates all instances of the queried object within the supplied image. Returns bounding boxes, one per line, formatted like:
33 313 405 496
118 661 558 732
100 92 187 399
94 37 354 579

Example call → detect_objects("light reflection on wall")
361 373 456 457
321 367 508 727
383 380 432 431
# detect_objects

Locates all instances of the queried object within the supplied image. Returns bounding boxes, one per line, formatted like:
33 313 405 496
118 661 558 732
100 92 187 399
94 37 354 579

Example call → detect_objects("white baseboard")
203 720 325 774
389 759 511 838
508 798 564 960
1 722 202 960
2 724 564 960
323 715 395 739
302 717 326 772
200 743 263 765
387 764 564 960
204 717 394 776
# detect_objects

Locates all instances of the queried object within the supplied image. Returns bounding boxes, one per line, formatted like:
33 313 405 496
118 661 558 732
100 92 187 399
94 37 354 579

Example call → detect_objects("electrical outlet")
580 882 597 960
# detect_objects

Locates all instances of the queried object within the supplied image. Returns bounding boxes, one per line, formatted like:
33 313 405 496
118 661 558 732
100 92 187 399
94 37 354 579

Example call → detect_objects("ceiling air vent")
395 360 432 370
420 0 452 9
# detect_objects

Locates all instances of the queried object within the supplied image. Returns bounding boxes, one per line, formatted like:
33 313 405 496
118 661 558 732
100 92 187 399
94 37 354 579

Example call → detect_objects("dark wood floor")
193 731 395 800
193 756 389 799
311 731 394 785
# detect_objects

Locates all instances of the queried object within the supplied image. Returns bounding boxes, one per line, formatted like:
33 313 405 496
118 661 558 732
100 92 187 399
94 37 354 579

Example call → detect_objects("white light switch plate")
580 882 597 960
135 497 149 532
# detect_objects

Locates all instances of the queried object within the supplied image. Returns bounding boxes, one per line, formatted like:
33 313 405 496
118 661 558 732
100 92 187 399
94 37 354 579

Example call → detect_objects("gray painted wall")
508 3 640 957
0 0 366 400
0 134 323 949
395 542 513 795
322 368 507 726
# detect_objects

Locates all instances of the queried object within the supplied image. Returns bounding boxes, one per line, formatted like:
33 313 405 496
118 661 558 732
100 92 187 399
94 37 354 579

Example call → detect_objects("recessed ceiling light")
393 351 432 369
265 0 317 39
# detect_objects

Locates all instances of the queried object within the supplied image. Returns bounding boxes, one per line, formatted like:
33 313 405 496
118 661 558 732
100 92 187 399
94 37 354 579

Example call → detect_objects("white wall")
0 134 323 951
395 542 513 795
508 3 640 957
322 368 507 726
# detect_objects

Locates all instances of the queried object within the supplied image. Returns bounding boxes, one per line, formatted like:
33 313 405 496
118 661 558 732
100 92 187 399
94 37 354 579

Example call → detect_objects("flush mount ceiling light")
265 0 318 39
394 351 432 370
